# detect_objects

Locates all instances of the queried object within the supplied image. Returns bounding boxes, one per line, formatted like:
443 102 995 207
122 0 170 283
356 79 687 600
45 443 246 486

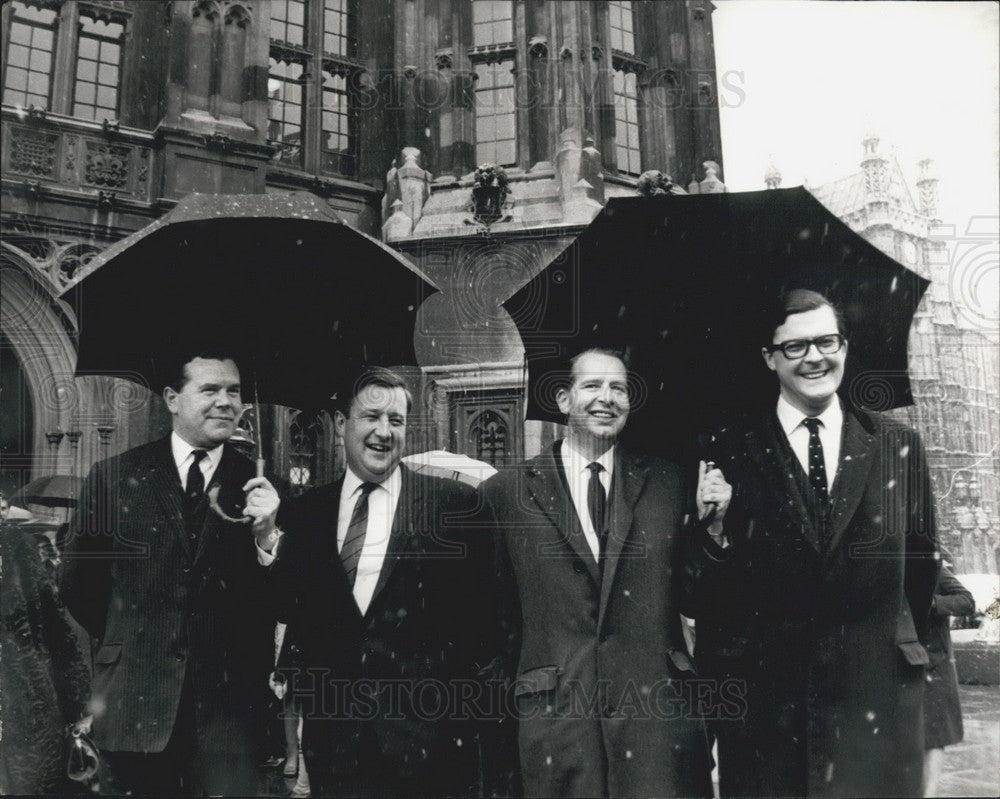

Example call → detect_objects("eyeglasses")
766 333 846 359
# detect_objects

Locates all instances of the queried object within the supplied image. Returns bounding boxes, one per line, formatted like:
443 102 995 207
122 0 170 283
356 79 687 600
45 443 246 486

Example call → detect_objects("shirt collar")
342 464 402 501
171 431 224 471
776 394 843 436
560 437 616 477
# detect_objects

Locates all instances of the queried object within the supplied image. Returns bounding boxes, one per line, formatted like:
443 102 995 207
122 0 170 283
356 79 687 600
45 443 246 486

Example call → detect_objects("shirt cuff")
255 528 283 565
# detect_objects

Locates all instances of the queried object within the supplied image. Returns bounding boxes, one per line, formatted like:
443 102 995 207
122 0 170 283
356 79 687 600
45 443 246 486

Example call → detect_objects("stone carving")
469 163 511 227
435 50 454 70
9 127 58 177
84 141 130 189
580 136 605 204
699 161 725 193
383 199 413 241
192 0 220 21
64 134 79 176
528 36 548 59
224 4 251 27
397 147 432 227
136 148 151 195
637 170 676 197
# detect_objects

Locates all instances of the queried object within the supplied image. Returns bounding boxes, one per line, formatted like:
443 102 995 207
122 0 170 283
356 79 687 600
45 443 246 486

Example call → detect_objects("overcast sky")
713 0 1000 234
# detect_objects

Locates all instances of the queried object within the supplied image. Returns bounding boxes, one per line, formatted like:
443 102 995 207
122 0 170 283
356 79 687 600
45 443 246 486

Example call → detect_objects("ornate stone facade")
804 135 999 576
2 1 724 500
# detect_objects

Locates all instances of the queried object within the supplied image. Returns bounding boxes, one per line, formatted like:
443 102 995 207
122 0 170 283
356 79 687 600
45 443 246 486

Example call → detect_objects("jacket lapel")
193 444 244 564
526 445 601 587
367 466 420 615
827 409 876 555
598 447 646 622
145 437 191 558
747 417 822 552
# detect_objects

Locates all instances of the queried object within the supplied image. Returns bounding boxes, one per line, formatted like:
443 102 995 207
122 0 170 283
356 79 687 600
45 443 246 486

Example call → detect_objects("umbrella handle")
256 458 265 479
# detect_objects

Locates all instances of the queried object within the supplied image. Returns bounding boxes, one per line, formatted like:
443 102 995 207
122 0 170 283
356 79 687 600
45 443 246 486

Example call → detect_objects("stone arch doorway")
0 247 134 486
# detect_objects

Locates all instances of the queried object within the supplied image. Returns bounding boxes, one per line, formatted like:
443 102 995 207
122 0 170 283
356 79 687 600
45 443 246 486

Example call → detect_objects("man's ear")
163 386 179 413
333 409 346 438
761 347 777 372
555 387 570 416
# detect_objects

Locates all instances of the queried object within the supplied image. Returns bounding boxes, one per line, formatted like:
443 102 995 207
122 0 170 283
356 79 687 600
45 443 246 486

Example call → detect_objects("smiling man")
60 348 281 796
271 365 506 797
682 289 940 798
481 347 714 798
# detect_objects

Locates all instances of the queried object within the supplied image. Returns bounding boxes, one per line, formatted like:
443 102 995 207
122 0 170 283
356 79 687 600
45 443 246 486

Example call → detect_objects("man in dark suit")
61 350 281 795
272 366 504 798
683 289 940 797
481 348 714 799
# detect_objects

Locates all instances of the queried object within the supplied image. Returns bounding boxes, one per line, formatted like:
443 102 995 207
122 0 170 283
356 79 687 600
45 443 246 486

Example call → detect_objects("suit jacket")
60 437 273 755
682 406 940 798
272 465 504 796
481 443 714 799
924 567 974 749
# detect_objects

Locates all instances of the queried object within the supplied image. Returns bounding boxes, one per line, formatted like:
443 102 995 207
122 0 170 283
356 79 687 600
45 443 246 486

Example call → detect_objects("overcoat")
924 567 974 750
682 407 940 798
481 443 714 799
272 466 506 796
60 437 272 757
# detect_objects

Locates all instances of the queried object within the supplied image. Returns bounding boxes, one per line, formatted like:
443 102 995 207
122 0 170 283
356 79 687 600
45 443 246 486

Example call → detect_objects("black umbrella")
504 186 929 456
65 192 438 415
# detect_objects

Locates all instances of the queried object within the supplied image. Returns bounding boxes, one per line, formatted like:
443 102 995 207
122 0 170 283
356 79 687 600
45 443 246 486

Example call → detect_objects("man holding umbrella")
60 348 281 795
481 347 714 798
684 289 940 797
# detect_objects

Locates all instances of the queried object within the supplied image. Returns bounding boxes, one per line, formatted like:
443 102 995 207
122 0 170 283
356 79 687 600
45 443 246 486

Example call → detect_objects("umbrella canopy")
504 187 929 455
402 450 499 487
12 475 82 508
65 192 439 411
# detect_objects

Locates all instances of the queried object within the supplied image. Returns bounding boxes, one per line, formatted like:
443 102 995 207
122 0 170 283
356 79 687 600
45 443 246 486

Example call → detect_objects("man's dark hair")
553 346 630 394
160 347 241 393
333 365 413 415
763 288 845 343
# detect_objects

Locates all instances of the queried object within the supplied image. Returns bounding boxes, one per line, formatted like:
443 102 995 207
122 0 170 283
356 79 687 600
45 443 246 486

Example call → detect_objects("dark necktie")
587 462 607 555
802 418 830 505
340 482 378 589
185 449 207 502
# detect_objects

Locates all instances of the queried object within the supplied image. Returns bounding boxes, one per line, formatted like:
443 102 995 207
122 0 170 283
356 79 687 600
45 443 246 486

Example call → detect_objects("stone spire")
861 129 889 200
916 157 940 221
764 157 782 190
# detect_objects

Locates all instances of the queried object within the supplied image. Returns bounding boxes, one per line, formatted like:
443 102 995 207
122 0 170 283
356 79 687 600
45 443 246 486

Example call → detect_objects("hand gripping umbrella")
65 192 439 473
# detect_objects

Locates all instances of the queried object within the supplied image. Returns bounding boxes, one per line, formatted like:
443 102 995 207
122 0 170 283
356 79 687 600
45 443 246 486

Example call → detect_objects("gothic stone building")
783 134 999 576
1 0 724 502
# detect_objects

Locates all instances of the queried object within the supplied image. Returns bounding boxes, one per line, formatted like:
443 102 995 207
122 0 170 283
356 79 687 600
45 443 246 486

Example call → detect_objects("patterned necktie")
802 418 830 504
185 449 207 501
340 482 378 589
587 462 607 555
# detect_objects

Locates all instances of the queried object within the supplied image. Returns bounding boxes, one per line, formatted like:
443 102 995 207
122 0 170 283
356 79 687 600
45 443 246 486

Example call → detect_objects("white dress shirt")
776 395 843 493
559 438 615 562
171 431 224 490
338 466 402 615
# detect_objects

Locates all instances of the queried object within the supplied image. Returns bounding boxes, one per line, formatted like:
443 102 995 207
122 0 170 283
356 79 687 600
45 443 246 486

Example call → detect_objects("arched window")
288 409 324 493
268 0 359 177
613 69 641 175
470 409 508 467
470 1 515 167
3 2 58 110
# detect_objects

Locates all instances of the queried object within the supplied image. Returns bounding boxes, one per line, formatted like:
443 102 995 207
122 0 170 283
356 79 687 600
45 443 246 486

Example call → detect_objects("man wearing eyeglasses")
684 289 939 798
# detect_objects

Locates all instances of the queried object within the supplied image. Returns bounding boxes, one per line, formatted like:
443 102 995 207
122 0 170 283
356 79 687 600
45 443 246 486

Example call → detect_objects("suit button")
174 653 184 662
573 562 586 575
